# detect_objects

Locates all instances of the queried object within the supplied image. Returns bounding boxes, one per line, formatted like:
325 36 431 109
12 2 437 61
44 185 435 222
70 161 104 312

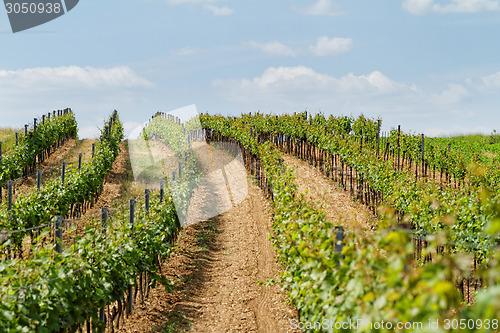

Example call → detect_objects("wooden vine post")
128 199 135 315
377 120 381 157
421 134 425 176
37 169 41 191
99 207 108 330
160 179 165 203
335 226 344 264
55 215 63 254
62 162 66 185
145 189 150 216
101 207 108 238
397 125 401 170
8 180 13 211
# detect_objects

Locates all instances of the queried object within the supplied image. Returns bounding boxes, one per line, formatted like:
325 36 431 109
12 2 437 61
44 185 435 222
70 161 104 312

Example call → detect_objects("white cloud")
170 37 353 60
246 41 296 57
480 70 500 88
213 66 413 98
432 83 469 104
402 0 434 14
171 46 208 56
245 37 353 57
164 0 234 16
0 66 154 128
209 67 500 135
203 4 233 16
403 0 500 15
78 126 101 139
334 71 412 93
249 66 333 88
465 70 500 94
123 121 143 138
0 66 153 90
309 36 353 56
165 0 216 4
293 0 345 17
210 66 479 130
79 121 144 139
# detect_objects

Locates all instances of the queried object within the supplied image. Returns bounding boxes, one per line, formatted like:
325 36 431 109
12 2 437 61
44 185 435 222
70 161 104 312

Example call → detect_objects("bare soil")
63 140 142 243
17 141 139 255
117 143 299 333
6 138 95 201
483 151 497 159
10 139 127 258
93 140 141 211
283 154 376 232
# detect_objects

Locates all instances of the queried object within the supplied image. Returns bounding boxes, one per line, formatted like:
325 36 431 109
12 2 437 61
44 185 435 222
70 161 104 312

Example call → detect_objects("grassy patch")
152 312 191 333
0 127 22 152
441 131 500 145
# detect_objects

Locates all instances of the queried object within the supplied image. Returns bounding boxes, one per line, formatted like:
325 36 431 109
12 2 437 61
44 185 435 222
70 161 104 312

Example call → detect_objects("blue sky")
1 0 500 137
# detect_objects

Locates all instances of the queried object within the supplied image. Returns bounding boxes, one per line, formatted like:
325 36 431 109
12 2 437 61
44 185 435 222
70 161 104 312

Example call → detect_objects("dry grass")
0 127 22 152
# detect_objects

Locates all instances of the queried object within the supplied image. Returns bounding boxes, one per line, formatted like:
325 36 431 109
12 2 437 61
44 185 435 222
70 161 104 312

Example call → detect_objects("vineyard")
0 109 499 332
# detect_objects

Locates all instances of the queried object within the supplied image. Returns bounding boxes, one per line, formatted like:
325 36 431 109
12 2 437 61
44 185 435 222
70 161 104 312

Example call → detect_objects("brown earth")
5 138 95 201
92 140 142 211
282 154 376 232
483 151 497 159
116 143 299 333
62 140 143 244
15 140 138 256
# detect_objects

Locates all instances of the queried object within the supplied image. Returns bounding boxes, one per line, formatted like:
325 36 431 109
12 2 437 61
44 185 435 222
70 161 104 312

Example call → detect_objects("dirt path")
14 140 132 258
36 138 95 185
88 140 140 214
9 139 95 200
55 140 141 252
64 140 141 229
282 154 376 232
118 143 299 333
183 181 296 333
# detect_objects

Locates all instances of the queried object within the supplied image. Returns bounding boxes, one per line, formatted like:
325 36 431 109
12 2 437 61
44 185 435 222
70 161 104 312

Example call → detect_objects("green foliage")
489 130 500 145
141 115 202 222
0 128 21 153
0 111 78 184
0 111 123 252
143 116 188 159
207 112 497 260
201 113 500 332
0 191 180 331
0 111 183 331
